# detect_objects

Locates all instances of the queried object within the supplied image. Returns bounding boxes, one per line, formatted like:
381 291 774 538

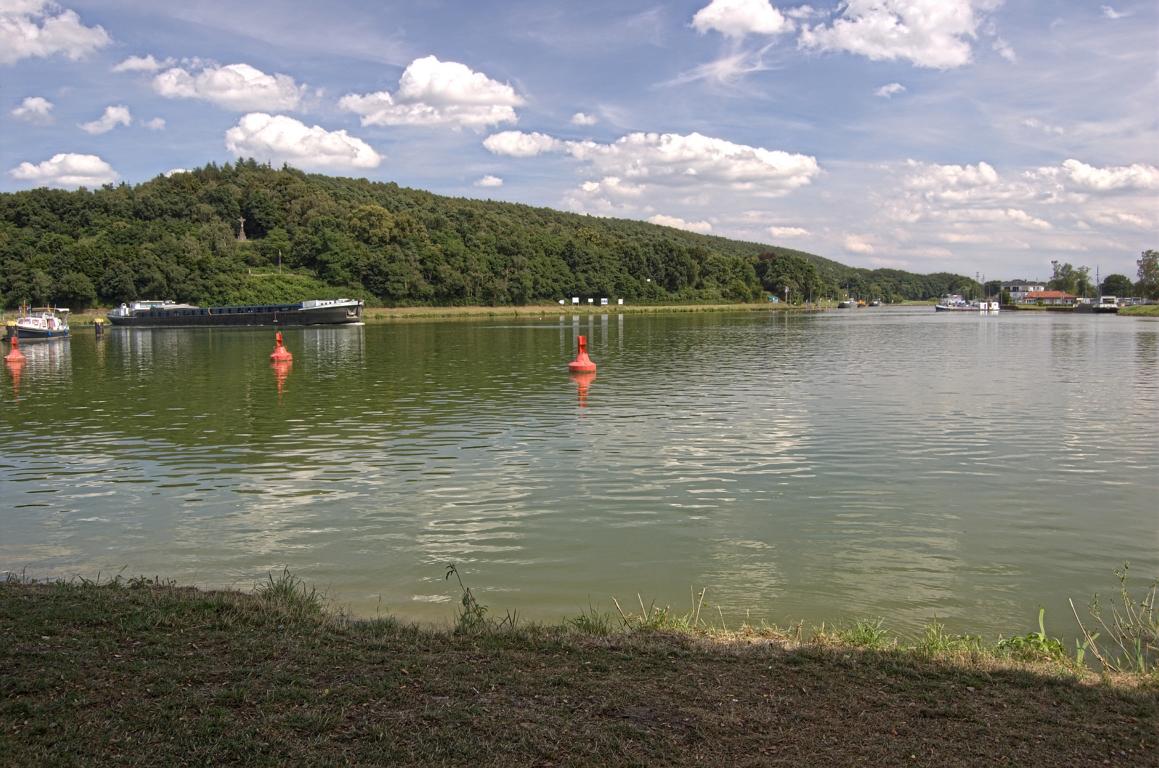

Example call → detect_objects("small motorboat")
5 306 70 340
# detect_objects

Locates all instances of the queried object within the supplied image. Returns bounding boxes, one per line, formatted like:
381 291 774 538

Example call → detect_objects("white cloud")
1055 158 1159 192
579 176 646 198
786 5 820 20
483 130 563 157
0 1 110 65
79 104 131 134
874 82 906 98
142 117 166 130
112 54 173 73
692 0 792 38
489 130 819 229
1089 211 1150 229
904 159 1000 190
224 113 382 170
11 95 53 123
474 175 503 188
991 37 1016 62
154 63 306 111
938 207 1052 230
1021 118 1064 136
9 152 117 188
1101 5 1128 19
649 214 713 234
571 112 598 126
665 45 777 86
844 235 875 253
798 0 1000 69
769 225 810 237
567 132 820 193
340 56 522 129
163 168 188 177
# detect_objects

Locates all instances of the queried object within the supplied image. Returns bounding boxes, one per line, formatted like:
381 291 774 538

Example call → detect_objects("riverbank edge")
1120 304 1159 317
2 576 1155 766
3 302 825 328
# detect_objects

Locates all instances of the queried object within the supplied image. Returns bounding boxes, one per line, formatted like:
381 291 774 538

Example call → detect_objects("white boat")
4 306 70 340
838 299 857 308
1093 296 1119 314
934 295 999 313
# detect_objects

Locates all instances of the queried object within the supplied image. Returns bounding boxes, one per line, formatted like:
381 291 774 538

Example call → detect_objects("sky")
2 0 1156 281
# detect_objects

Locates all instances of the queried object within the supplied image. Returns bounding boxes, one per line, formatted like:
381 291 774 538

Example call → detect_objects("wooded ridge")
0 159 981 309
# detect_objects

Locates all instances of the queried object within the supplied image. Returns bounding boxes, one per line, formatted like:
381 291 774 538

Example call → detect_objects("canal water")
2 309 1156 638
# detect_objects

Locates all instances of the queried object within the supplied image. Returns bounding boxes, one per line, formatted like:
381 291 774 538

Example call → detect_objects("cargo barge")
107 298 363 327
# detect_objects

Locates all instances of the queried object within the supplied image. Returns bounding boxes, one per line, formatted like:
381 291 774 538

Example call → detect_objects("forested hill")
0 159 978 310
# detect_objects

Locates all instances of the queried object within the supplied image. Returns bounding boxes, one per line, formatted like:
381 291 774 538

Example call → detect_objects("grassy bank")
1120 305 1159 317
2 575 1155 767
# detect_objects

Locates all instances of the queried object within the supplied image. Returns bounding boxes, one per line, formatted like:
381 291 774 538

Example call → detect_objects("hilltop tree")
1138 250 1159 300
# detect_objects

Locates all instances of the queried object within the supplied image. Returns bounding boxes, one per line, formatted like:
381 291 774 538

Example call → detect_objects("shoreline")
4 302 826 329
2 575 1154 766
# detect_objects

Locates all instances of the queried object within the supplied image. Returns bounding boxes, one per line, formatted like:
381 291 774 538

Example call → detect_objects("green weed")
996 607 1066 663
838 618 894 650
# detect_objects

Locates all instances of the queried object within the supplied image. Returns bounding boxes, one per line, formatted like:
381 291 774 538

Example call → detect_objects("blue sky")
3 0 1156 281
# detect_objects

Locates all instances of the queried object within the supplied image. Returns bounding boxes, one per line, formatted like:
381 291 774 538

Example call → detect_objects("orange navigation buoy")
568 335 596 373
270 331 293 362
4 334 26 363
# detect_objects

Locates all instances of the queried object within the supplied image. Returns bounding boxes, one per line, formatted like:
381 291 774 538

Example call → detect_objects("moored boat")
107 298 363 327
1093 296 1119 314
4 306 70 340
934 294 999 313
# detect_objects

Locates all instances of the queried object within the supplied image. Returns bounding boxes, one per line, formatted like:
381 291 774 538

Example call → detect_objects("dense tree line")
2 160 984 310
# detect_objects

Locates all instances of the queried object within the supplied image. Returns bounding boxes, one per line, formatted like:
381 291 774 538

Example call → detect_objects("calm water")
2 309 1157 638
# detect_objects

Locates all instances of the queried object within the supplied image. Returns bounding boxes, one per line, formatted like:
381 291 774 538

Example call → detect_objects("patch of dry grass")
2 577 1155 767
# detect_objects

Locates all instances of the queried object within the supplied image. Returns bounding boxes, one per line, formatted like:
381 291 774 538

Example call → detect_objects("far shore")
6 301 1157 329
4 301 829 328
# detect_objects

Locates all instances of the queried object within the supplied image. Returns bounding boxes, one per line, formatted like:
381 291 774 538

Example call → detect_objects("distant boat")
869 300 881 307
4 306 70 340
1093 296 1119 314
838 299 857 308
106 298 363 327
935 294 999 313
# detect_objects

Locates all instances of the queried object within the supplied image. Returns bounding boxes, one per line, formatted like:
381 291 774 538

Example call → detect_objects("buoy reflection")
5 358 23 397
570 371 596 407
272 360 292 397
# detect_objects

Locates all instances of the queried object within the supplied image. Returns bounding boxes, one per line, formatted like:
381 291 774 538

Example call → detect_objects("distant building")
1024 290 1076 306
1002 279 1046 303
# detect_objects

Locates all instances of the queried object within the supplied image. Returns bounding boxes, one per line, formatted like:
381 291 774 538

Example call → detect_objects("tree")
1138 250 1159 300
755 252 825 303
55 271 98 310
1048 262 1093 297
1099 273 1133 297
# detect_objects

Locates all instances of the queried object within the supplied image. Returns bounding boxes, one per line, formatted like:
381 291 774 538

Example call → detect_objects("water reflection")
1 312 1157 637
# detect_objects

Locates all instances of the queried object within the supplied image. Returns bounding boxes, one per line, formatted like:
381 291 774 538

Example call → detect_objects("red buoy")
568 335 597 373
4 334 26 363
270 331 293 362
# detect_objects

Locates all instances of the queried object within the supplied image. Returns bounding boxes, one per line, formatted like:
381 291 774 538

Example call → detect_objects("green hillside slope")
0 160 977 309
